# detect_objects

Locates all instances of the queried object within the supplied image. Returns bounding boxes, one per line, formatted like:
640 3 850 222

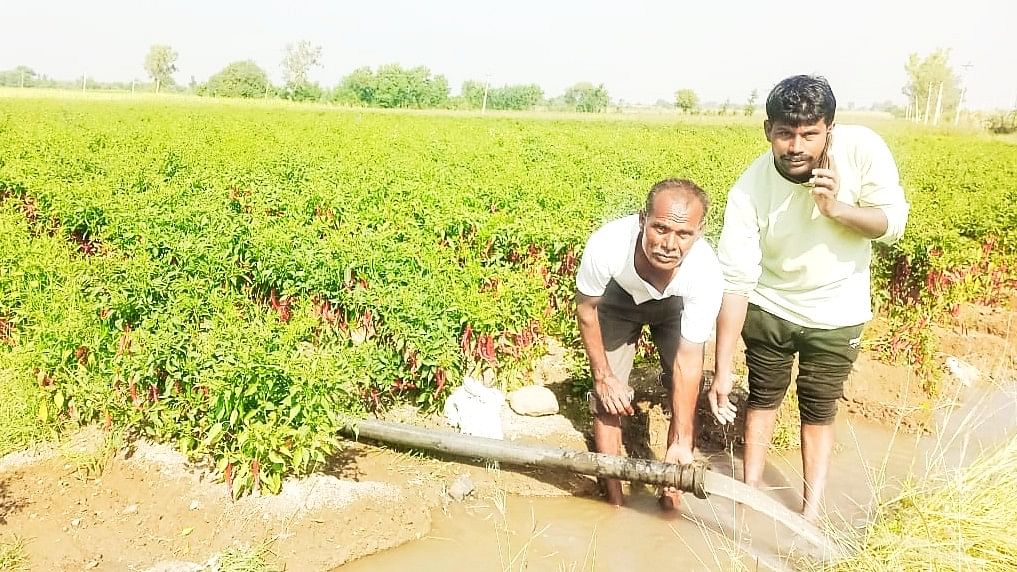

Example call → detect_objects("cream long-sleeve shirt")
717 124 910 329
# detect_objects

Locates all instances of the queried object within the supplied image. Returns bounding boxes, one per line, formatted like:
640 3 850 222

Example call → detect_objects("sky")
2 0 1015 110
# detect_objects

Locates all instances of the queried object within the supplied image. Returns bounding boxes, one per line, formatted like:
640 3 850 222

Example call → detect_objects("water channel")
340 381 1016 571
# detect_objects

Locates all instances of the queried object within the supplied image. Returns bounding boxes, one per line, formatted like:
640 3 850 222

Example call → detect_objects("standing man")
576 178 722 509
708 75 909 521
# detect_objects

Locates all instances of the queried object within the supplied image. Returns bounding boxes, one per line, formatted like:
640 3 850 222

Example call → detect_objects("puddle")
339 381 1016 571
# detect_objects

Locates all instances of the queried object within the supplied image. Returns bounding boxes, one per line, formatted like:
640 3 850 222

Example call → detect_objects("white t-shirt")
575 214 724 344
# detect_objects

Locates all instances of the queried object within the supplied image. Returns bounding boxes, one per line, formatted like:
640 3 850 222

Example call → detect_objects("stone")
507 385 559 416
447 474 475 501
945 356 980 387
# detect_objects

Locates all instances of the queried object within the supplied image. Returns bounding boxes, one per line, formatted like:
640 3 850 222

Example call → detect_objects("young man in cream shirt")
708 75 909 521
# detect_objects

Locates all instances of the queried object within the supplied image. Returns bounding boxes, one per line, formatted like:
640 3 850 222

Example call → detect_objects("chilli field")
0 97 1015 498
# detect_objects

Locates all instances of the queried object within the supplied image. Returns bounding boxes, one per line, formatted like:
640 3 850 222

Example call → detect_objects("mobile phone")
802 131 832 187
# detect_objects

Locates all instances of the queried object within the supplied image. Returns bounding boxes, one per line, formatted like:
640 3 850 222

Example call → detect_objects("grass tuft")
823 433 1017 571
0 535 29 571
218 541 283 572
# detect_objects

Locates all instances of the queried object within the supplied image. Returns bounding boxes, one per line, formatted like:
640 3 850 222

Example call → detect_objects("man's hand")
808 167 846 219
593 373 634 416
707 370 738 426
664 440 695 465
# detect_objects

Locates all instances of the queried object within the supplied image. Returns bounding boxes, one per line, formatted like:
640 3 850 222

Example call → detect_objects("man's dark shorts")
742 303 863 425
588 279 682 415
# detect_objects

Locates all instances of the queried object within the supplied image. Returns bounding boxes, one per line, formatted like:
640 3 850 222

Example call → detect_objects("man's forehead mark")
663 202 689 224
651 195 692 224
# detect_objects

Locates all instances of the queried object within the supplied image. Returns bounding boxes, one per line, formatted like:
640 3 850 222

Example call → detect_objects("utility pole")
955 62 974 125
481 80 490 114
933 82 944 126
19 69 24 88
82 74 87 92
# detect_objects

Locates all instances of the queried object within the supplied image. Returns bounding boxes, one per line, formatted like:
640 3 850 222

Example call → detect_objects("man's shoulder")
589 214 638 241
729 152 778 200
684 238 722 274
584 214 637 256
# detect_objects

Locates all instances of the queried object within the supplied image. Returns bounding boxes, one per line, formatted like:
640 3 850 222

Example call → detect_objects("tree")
674 89 699 113
339 65 448 108
144 45 178 93
903 49 960 124
563 82 609 113
460 80 487 109
744 89 759 117
0 66 38 87
202 61 270 98
461 83 544 111
281 40 322 88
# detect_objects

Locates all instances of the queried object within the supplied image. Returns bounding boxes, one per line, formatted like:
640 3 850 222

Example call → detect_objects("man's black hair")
765 75 837 127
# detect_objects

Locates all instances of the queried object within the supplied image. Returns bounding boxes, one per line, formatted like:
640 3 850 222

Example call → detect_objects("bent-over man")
576 178 723 509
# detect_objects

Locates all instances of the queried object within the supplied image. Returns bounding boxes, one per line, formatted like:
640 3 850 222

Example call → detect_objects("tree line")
4 44 1009 126
0 42 612 113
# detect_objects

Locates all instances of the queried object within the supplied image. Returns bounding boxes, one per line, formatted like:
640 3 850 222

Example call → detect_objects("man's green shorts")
742 303 863 425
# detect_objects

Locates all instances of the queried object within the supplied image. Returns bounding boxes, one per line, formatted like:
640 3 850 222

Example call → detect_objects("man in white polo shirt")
708 75 909 521
576 178 723 509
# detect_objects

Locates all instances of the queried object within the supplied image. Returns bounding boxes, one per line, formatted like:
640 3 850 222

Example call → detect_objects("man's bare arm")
576 291 633 416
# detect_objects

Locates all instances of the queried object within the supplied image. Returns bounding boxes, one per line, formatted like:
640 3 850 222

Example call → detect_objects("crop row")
0 99 1014 493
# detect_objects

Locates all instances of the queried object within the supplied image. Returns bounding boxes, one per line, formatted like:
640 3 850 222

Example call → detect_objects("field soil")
1 304 1013 571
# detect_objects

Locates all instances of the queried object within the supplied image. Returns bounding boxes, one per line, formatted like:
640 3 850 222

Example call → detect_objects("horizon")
2 0 1015 111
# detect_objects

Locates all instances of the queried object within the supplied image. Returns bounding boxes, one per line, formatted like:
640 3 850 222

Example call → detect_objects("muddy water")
339 382 1015 571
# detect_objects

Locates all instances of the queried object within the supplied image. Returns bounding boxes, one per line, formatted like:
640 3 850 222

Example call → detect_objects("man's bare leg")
742 407 779 487
593 412 624 505
800 422 835 522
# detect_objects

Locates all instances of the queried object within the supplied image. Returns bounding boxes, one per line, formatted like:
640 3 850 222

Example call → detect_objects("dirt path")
1 304 1013 571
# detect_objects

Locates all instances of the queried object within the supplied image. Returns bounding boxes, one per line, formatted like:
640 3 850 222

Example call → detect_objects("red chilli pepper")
224 463 235 499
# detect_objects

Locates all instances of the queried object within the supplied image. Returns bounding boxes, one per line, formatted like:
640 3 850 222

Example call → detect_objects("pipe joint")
672 463 707 499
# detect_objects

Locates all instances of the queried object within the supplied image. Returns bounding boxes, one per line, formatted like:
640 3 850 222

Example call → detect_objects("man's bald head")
643 179 709 228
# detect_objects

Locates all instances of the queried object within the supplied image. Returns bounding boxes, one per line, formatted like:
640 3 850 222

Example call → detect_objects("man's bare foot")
801 510 820 524
658 486 682 512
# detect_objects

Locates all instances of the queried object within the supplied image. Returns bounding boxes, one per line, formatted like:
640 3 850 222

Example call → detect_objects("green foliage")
1 98 1014 497
744 89 759 117
986 109 1017 134
219 541 283 572
202 61 271 99
460 80 487 109
868 132 1017 391
674 89 699 113
0 66 38 88
143 45 178 92
339 64 448 108
460 81 543 111
563 82 609 113
283 82 323 102
0 535 29 571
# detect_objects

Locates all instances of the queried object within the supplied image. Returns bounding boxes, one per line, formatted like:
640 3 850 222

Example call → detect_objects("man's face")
764 118 831 182
639 192 704 273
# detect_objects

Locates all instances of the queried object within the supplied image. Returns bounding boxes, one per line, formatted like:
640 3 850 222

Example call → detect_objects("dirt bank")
0 304 1013 571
